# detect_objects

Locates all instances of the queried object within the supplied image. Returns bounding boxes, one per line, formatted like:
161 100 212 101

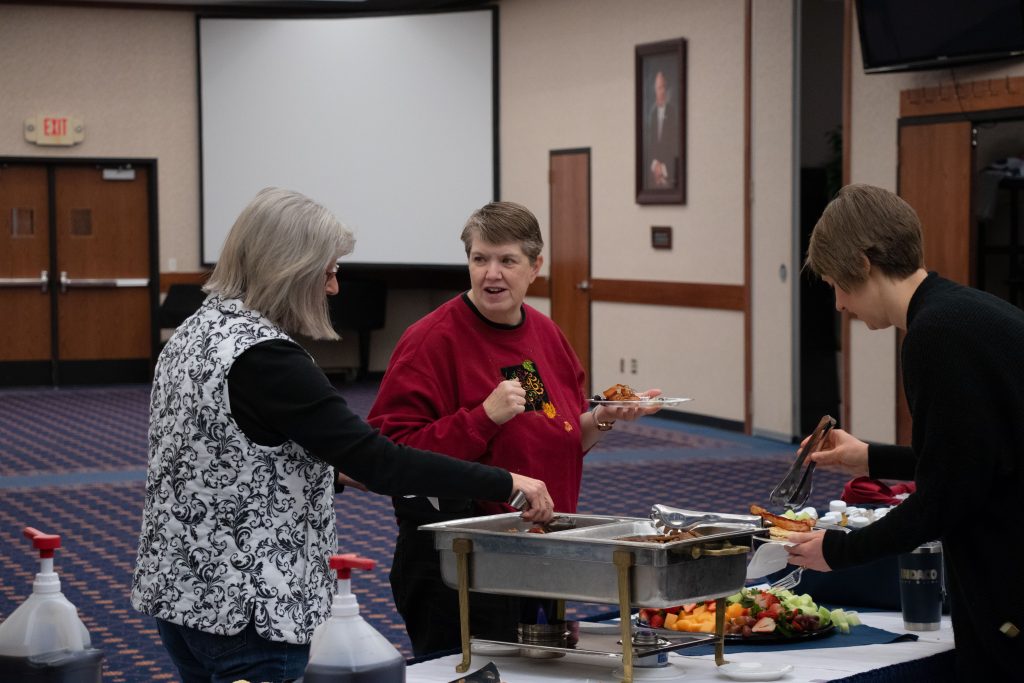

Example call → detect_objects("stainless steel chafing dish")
422 511 762 607
422 509 764 682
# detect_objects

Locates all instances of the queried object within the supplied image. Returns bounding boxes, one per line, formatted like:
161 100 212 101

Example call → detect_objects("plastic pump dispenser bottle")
0 527 104 682
300 553 406 683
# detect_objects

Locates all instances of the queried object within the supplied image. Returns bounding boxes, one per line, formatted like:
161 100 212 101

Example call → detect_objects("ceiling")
9 0 493 14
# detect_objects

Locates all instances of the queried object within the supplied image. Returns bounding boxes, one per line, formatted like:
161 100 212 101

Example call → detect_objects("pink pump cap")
329 553 375 579
23 527 61 559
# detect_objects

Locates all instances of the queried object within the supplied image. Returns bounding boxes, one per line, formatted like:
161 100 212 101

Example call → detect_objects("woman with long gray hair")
131 187 553 683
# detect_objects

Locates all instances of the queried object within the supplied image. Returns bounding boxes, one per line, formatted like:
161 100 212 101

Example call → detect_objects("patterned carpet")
0 382 849 682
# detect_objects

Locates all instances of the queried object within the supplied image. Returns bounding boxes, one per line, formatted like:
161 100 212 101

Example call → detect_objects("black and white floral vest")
131 295 336 644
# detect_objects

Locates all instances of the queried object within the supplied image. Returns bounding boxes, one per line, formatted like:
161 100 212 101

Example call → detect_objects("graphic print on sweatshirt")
501 359 557 418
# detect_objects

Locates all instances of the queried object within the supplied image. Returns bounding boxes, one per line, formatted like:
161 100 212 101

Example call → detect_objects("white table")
406 612 954 682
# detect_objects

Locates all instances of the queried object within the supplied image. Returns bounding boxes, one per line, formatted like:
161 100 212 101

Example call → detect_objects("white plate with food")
589 397 693 407
745 538 793 579
592 383 692 407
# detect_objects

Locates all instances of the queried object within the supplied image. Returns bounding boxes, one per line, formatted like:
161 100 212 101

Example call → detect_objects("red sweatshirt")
368 294 588 514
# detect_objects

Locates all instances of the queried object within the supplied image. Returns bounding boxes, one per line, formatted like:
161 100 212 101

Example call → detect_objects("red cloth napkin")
841 476 916 505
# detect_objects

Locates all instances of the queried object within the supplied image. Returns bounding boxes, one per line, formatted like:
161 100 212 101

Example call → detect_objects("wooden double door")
0 160 158 386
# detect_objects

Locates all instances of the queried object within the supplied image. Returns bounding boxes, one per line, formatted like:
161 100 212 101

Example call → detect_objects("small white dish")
577 619 624 634
717 661 794 681
470 642 521 656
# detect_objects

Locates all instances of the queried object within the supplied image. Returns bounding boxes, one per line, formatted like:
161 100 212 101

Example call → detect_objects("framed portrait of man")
635 38 687 205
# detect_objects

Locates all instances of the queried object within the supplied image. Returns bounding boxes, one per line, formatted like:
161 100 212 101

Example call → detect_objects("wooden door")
899 122 975 284
54 165 153 384
0 161 156 386
549 149 591 389
0 164 52 385
896 120 974 442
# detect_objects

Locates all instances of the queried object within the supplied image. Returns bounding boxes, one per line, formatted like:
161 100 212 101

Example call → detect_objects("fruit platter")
636 587 861 642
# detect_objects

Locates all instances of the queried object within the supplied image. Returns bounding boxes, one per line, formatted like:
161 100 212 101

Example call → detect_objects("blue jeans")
156 618 309 683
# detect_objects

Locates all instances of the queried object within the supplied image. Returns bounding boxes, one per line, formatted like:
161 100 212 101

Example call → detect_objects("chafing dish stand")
425 512 759 683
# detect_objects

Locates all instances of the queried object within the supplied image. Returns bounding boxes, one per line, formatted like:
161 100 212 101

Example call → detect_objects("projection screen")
198 9 496 265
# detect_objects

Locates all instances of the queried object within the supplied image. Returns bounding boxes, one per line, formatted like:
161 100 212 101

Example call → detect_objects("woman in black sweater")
788 184 1023 680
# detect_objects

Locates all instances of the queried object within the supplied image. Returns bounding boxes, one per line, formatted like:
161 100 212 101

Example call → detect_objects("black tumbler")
897 541 943 631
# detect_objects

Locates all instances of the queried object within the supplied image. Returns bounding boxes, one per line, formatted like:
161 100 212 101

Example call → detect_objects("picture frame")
636 38 687 205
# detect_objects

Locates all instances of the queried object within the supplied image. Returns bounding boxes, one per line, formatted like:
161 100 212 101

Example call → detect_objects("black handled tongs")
769 414 836 509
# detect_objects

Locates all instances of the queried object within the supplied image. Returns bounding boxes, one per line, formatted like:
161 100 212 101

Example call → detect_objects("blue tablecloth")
576 607 918 656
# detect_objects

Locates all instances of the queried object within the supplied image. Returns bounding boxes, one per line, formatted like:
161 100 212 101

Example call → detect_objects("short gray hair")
204 187 355 339
461 201 543 263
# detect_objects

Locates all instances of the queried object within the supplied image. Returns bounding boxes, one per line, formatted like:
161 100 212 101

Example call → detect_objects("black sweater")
225 339 512 504
821 274 1024 677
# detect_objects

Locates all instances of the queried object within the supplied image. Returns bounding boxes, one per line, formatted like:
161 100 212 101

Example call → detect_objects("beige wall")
501 0 747 286
0 4 200 272
750 0 795 438
500 0 797 431
16 1 1020 439
0 0 798 431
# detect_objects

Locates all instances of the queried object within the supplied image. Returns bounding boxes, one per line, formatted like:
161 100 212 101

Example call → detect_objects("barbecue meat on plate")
602 383 641 401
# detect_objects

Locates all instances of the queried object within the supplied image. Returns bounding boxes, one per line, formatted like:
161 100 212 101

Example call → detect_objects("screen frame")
194 6 500 268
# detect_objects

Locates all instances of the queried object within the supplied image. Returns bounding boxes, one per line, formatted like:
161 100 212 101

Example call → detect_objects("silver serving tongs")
769 414 836 509
650 504 760 532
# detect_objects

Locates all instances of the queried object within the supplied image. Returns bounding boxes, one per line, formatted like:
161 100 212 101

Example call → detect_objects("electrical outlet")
619 358 625 373
630 358 638 374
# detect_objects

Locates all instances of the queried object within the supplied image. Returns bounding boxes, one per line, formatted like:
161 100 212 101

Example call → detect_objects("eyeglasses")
325 267 339 283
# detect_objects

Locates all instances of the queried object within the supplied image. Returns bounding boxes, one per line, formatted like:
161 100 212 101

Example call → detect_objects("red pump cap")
23 527 61 559
329 553 375 579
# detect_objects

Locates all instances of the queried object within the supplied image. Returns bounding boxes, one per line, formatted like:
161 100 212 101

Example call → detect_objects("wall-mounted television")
856 0 1024 74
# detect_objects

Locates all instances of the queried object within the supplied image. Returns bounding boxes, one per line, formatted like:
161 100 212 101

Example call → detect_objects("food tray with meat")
422 512 761 607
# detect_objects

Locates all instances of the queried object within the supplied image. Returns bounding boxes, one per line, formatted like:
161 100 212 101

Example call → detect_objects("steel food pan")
422 512 760 607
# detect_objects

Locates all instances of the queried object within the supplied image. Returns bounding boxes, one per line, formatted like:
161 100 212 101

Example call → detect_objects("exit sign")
24 115 84 146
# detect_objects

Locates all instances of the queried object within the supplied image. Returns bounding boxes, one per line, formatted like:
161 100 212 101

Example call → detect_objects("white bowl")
717 661 794 681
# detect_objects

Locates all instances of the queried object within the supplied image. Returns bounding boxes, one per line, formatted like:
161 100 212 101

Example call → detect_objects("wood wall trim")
527 276 549 298
840 0 853 431
159 271 209 293
900 75 1024 118
163 270 741 311
590 280 745 310
743 0 753 433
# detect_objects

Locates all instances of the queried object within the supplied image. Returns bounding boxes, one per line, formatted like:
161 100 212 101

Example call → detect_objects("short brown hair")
805 184 924 291
204 187 355 340
461 201 543 263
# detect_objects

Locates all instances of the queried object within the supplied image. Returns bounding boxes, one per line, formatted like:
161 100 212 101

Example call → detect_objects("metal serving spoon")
650 504 760 532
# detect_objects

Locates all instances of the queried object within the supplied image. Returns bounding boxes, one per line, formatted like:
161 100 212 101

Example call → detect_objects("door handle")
59 271 150 294
0 270 49 293
576 279 591 291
